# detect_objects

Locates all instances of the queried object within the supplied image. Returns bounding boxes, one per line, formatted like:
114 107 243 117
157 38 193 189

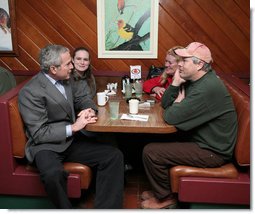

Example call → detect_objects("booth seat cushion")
63 163 92 189
26 162 92 189
178 172 250 205
170 163 238 193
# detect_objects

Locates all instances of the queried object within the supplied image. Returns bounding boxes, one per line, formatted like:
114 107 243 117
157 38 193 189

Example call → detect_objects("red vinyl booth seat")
169 73 250 205
0 80 92 198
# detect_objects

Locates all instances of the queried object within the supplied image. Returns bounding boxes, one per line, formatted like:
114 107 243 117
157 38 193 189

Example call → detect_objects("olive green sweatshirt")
161 70 237 161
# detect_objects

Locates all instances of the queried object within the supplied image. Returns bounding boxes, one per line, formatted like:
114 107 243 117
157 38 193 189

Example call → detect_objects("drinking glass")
109 101 120 120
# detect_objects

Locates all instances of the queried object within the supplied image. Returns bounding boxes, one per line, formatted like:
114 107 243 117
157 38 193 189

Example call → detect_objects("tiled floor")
72 170 151 209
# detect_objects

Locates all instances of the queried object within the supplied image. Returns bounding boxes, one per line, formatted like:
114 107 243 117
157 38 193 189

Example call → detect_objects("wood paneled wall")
0 0 250 80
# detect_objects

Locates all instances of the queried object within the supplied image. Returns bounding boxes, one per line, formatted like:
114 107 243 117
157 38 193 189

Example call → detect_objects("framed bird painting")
0 0 18 56
97 0 159 58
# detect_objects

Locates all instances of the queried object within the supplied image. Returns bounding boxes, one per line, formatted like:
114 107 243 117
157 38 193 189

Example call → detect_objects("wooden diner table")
86 90 177 134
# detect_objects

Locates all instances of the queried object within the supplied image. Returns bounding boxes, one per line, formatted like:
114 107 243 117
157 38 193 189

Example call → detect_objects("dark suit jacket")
18 71 97 162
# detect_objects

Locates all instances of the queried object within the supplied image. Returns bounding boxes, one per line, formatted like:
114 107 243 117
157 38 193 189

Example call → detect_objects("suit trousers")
142 142 226 200
34 135 124 209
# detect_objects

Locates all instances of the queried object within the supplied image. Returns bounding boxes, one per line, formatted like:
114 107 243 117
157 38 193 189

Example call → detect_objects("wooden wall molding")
0 0 250 82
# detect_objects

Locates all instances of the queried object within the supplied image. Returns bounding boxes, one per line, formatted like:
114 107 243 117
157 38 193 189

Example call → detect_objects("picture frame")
97 0 159 59
0 0 18 56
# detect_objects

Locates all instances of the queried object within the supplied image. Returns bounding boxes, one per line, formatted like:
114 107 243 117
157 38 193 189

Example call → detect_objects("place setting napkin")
120 114 149 122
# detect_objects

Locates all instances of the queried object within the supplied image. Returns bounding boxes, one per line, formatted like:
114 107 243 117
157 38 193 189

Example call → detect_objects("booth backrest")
223 80 250 166
9 95 27 158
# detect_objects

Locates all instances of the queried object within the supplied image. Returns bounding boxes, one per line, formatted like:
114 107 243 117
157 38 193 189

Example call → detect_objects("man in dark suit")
18 45 124 209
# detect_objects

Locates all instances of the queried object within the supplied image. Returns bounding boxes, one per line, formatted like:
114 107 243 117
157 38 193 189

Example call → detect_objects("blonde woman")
143 46 183 100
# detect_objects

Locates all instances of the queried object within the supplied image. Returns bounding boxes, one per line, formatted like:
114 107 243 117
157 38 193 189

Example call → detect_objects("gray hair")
191 56 212 72
39 45 69 72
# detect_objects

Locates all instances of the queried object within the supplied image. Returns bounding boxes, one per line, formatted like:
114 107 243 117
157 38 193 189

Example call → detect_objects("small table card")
130 65 141 80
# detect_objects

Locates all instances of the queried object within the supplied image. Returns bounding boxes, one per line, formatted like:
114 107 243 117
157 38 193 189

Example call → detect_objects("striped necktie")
55 80 67 99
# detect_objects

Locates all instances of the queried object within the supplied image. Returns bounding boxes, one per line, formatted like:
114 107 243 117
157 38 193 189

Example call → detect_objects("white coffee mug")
97 92 109 106
129 99 139 114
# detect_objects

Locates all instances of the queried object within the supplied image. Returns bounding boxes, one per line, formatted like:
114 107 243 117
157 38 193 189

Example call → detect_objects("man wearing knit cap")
141 42 237 209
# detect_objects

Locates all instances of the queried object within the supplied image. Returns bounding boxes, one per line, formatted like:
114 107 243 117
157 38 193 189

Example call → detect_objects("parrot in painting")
112 10 150 51
117 0 125 14
117 19 134 41
0 8 10 34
